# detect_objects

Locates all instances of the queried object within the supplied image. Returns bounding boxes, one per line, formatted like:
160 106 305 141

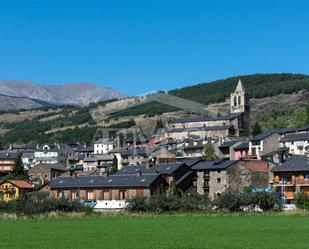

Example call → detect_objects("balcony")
273 181 295 187
296 179 309 186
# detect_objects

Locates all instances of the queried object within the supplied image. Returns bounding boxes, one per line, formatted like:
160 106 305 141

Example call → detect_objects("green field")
1 214 308 249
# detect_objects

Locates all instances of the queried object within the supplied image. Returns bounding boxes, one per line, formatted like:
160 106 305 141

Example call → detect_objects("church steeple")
230 79 249 113
235 79 245 93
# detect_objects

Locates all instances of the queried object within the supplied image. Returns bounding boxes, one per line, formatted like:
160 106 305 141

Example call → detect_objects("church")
165 80 250 139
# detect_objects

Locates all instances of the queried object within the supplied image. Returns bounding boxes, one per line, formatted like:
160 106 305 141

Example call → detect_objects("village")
1 80 308 210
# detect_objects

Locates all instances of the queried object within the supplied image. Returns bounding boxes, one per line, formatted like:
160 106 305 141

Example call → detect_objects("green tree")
306 101 309 125
12 153 27 180
203 143 215 160
252 122 262 137
155 119 164 132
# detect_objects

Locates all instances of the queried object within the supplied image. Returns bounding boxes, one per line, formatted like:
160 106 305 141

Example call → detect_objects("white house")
280 133 309 155
94 139 115 154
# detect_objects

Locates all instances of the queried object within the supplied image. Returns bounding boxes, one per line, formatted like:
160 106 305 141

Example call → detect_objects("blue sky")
0 0 308 96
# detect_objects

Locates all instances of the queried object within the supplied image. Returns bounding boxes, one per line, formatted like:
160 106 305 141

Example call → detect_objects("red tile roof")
8 180 34 189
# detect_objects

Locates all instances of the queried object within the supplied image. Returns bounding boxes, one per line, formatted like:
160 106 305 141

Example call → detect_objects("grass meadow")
1 213 309 249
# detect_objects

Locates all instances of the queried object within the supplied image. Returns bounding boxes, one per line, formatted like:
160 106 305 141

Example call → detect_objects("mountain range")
0 80 126 110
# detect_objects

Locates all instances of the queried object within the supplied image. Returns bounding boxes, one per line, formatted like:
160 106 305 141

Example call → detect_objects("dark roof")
252 131 277 142
234 142 249 150
271 155 309 172
167 125 232 133
280 133 309 142
182 159 201 167
114 162 187 176
49 174 161 188
273 126 309 135
120 147 151 156
218 140 238 149
192 159 238 170
84 154 114 162
0 151 18 160
168 113 242 124
151 163 187 174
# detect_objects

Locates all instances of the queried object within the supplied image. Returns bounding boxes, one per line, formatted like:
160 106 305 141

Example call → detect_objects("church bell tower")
230 79 250 136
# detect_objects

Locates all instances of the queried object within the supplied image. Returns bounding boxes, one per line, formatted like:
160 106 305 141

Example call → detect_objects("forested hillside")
169 73 309 104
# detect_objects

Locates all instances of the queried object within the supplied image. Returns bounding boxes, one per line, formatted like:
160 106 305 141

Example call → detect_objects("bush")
0 197 83 215
126 194 210 213
214 189 281 212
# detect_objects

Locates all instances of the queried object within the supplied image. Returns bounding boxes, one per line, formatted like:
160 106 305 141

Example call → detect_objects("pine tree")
203 143 215 160
12 153 27 180
252 122 262 137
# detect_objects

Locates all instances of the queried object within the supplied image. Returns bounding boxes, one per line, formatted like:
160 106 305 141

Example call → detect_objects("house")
152 147 176 164
114 162 193 192
271 155 309 204
280 133 309 155
34 144 71 165
249 131 280 160
94 139 115 154
28 163 67 184
0 180 33 201
233 142 249 160
217 140 242 160
82 154 114 174
192 159 270 199
110 147 152 169
0 151 18 177
49 174 167 201
165 80 250 139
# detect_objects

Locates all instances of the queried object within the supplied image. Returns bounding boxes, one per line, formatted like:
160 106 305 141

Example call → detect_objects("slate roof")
234 142 249 150
120 147 152 156
168 112 242 124
251 131 277 142
192 159 238 170
182 159 202 167
218 140 239 149
273 126 309 135
114 162 187 176
84 154 114 162
280 133 309 142
271 155 309 172
49 174 161 188
0 151 18 160
166 125 232 133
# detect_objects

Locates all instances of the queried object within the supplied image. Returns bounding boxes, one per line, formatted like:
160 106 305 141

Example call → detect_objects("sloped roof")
252 131 277 142
168 112 242 124
271 155 309 172
49 174 162 188
7 180 34 189
192 159 238 170
234 142 249 150
280 133 309 142
0 151 18 160
218 140 238 149
166 125 232 133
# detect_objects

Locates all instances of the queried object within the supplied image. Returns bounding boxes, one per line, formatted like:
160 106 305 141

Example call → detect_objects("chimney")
145 160 150 169
136 171 142 177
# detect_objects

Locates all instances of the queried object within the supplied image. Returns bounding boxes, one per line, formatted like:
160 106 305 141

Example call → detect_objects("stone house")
249 132 280 160
192 159 270 199
28 163 67 184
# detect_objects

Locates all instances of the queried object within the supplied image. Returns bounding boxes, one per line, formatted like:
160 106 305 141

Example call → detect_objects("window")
103 191 109 200
217 178 221 183
238 96 241 105
119 190 126 200
234 96 237 106
217 170 221 173
87 191 94 200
